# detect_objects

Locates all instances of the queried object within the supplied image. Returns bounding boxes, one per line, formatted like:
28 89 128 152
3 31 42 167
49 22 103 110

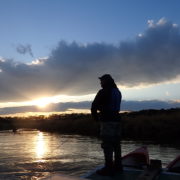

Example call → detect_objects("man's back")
91 87 121 122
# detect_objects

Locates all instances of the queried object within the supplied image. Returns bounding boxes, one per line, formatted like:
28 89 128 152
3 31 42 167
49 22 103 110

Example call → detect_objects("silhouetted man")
91 74 122 176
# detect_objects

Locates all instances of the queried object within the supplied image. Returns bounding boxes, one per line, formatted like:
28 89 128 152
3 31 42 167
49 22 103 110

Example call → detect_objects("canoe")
157 155 180 180
85 147 180 180
84 146 150 180
166 155 180 173
158 171 180 180
42 146 180 180
122 146 150 169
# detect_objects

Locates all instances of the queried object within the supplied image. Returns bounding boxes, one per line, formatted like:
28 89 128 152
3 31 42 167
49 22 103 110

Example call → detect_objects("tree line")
0 108 180 143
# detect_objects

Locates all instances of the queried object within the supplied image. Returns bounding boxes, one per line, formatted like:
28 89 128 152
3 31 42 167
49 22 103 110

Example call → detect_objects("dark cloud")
16 44 34 57
0 100 179 115
1 18 180 102
121 100 180 111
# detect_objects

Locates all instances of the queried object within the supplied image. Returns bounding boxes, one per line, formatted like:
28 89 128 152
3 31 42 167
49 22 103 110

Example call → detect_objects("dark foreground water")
0 129 180 180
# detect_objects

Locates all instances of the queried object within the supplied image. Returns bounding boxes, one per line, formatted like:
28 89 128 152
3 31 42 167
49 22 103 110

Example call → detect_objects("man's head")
99 74 115 88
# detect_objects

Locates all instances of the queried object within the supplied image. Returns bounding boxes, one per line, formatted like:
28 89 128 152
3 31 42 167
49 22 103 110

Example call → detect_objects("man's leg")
102 139 114 169
96 138 114 176
114 138 123 171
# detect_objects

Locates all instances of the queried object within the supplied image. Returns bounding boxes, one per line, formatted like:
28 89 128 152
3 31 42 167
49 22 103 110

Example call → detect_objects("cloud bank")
1 18 180 102
0 100 179 115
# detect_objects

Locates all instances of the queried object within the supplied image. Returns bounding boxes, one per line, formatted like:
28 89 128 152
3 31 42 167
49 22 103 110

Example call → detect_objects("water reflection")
0 130 180 179
35 132 47 160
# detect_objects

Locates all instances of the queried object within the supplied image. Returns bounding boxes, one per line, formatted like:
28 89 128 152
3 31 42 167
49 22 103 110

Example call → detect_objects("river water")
0 129 179 180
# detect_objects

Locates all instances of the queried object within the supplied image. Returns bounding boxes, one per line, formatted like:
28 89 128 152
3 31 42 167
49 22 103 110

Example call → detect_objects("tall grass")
122 108 180 143
0 108 180 143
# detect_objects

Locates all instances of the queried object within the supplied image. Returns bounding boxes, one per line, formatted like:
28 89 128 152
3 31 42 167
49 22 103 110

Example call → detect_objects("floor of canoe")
85 168 180 180
42 167 180 180
85 168 141 180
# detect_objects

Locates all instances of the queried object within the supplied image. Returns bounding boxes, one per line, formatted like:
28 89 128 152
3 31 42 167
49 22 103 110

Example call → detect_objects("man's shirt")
91 87 122 122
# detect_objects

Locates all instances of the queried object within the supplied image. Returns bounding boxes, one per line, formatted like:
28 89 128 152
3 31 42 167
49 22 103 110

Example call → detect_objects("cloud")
0 100 180 115
1 18 180 102
16 44 34 57
0 101 91 115
121 100 180 111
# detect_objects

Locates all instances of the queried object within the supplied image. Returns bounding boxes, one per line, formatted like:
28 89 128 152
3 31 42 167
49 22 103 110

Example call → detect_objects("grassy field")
0 108 180 143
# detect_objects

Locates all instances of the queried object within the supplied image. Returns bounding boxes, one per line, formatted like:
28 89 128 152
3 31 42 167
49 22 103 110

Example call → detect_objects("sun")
33 98 51 108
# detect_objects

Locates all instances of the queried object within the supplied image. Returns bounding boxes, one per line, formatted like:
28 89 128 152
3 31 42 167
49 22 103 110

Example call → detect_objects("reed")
0 108 180 143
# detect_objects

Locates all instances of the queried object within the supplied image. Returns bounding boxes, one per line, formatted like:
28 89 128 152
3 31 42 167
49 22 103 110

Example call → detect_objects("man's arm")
91 90 102 121
91 103 99 121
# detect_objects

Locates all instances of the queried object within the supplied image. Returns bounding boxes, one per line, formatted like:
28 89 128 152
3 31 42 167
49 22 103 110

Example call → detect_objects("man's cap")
98 74 113 81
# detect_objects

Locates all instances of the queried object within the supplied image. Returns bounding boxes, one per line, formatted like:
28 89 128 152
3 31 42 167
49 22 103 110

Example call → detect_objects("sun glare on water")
35 132 48 160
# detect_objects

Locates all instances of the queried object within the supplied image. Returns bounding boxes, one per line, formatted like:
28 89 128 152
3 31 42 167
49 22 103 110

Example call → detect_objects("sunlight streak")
0 94 95 108
35 132 46 159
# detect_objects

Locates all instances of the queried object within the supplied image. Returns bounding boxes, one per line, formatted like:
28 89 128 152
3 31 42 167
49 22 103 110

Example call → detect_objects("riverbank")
0 108 180 143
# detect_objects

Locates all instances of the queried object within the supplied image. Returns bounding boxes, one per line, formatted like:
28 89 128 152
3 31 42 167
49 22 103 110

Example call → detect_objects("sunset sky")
0 0 180 115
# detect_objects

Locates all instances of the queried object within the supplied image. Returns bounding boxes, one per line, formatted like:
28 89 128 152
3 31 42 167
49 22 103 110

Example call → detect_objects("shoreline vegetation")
0 108 180 144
